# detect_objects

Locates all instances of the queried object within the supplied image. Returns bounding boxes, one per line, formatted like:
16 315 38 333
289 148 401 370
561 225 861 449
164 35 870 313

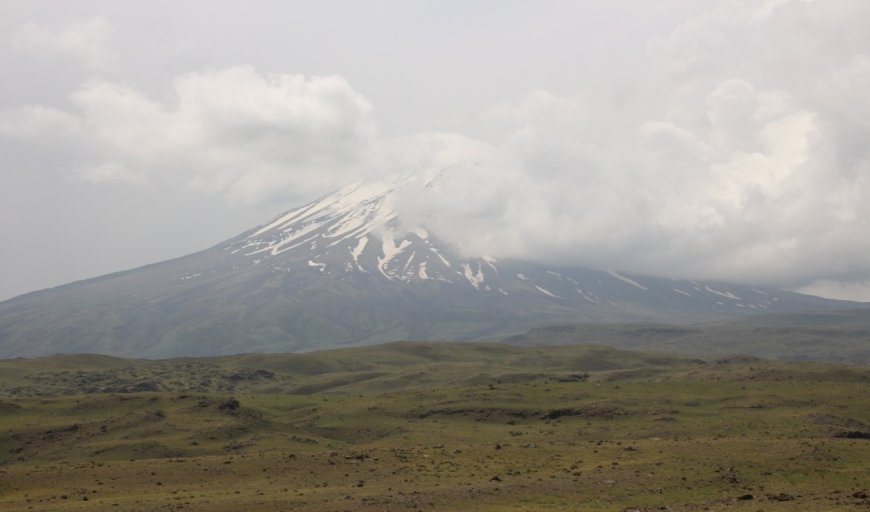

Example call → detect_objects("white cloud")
387 133 535 258
12 17 117 70
1 67 377 204
382 0 870 296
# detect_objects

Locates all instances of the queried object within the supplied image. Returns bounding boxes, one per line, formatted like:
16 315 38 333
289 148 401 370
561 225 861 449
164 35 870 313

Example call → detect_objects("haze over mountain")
0 166 861 358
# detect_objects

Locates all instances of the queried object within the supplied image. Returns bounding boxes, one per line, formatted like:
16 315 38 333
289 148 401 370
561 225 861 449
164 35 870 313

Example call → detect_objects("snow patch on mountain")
377 232 411 279
705 286 741 300
535 285 561 299
607 270 648 290
430 247 451 268
351 236 368 269
462 262 485 289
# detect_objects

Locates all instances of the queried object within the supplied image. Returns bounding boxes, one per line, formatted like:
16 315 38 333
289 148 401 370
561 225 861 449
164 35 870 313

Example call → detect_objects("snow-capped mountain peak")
0 170 861 358
214 174 820 315
225 172 483 285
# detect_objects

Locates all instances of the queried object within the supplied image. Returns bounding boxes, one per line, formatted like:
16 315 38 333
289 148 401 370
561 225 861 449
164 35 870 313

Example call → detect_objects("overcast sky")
2 0 870 302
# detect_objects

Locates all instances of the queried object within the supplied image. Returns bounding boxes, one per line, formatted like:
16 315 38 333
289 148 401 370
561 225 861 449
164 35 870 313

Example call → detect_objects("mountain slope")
0 173 863 358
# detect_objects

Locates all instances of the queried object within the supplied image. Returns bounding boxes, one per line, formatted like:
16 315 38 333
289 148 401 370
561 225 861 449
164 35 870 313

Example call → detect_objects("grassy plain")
0 342 868 511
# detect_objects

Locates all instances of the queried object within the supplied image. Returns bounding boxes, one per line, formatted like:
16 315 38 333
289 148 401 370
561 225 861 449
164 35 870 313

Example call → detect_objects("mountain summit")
0 172 861 357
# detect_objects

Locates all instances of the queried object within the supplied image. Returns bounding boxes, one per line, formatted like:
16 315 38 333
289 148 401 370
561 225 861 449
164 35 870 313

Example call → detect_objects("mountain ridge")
0 172 864 358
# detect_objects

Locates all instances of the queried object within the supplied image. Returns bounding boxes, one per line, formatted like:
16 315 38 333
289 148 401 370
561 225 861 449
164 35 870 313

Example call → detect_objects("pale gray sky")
2 0 870 302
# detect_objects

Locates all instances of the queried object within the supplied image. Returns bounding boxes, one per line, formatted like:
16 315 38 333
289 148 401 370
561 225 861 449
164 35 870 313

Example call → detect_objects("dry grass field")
1 342 868 511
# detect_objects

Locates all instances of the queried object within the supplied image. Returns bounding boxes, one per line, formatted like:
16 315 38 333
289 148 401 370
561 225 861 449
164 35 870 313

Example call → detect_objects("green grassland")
0 342 868 511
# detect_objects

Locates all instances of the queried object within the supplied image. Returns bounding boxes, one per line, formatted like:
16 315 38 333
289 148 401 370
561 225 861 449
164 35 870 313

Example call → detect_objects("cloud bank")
1 67 377 204
3 0 870 298
390 0 870 296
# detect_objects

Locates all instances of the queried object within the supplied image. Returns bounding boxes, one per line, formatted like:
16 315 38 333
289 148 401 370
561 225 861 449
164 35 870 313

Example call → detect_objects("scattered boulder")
556 373 588 383
417 407 534 421
835 431 870 439
218 398 240 413
226 369 275 383
543 405 627 420
121 381 160 393
767 493 796 501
